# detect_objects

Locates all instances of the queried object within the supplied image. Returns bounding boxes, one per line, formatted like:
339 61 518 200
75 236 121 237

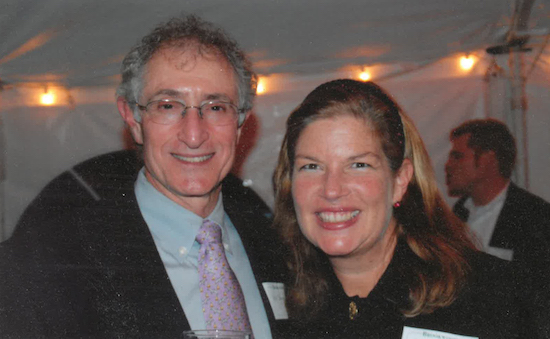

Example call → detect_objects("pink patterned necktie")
196 219 252 332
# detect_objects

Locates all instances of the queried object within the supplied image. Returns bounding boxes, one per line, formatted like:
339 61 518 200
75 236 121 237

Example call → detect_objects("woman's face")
291 115 410 259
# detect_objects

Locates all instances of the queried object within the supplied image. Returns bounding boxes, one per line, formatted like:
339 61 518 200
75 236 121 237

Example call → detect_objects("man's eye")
208 104 227 112
352 162 370 168
154 101 178 111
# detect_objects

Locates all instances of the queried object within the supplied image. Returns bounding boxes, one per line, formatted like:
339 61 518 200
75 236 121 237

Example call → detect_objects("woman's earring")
393 201 401 208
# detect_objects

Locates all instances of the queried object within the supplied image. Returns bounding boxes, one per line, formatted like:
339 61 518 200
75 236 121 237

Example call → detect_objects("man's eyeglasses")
133 99 245 126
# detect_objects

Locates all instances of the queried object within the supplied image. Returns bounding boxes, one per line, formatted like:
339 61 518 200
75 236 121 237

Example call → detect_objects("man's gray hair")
116 15 257 121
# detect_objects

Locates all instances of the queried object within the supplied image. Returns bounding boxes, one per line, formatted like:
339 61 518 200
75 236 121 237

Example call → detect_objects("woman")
273 80 528 338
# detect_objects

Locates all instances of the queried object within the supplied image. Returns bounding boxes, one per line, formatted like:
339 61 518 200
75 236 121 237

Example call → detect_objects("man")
445 119 550 334
0 15 288 338
445 118 550 263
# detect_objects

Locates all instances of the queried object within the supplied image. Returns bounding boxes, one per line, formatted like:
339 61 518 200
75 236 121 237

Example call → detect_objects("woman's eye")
299 164 319 171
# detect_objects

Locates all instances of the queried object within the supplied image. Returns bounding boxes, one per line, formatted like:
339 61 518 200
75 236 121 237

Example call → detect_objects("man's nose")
177 107 209 148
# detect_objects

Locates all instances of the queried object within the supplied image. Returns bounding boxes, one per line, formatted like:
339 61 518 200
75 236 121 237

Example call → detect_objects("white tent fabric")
0 0 513 84
1 0 550 240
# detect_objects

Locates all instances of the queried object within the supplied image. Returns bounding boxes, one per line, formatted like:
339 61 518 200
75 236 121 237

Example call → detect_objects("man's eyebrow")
205 93 234 103
147 91 235 104
149 89 182 99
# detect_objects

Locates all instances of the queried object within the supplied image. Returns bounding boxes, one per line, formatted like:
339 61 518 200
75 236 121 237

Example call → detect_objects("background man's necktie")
454 203 470 222
196 219 252 332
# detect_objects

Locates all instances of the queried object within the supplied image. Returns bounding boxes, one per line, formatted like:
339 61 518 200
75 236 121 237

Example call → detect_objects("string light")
460 55 475 71
359 70 371 81
256 77 267 95
40 89 55 106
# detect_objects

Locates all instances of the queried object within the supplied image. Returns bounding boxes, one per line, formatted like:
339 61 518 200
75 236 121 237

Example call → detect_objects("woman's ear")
393 159 413 203
117 97 144 145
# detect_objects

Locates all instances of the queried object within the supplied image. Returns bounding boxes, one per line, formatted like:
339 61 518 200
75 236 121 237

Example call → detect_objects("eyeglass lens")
145 100 238 125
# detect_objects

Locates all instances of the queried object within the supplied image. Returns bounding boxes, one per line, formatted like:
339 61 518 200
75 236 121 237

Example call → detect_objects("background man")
445 118 550 263
445 118 550 334
0 15 288 337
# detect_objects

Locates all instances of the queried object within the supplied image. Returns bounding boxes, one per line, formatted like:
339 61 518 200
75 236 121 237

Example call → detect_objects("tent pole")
504 0 534 189
507 50 529 189
0 109 4 242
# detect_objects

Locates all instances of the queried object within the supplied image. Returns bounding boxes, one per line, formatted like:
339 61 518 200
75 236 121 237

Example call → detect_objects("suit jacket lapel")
489 184 517 249
222 175 283 327
97 184 191 335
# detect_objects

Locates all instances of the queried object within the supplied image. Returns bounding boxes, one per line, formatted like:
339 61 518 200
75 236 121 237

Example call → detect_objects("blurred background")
1 0 549 240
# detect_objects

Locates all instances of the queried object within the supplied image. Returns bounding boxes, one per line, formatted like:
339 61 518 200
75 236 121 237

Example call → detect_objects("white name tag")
402 326 479 339
262 282 288 320
486 247 514 261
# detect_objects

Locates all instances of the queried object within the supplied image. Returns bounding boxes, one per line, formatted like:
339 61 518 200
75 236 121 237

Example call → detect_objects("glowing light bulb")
460 56 475 71
256 78 266 95
40 92 55 105
359 71 371 81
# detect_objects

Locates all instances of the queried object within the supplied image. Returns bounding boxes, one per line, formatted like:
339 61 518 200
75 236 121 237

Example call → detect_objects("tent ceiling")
2 0 546 89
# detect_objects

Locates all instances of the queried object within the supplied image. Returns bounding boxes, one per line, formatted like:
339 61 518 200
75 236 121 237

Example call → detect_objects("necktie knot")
196 219 223 245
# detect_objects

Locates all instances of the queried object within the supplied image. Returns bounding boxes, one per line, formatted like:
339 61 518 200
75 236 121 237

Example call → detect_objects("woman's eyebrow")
294 154 320 162
349 152 381 161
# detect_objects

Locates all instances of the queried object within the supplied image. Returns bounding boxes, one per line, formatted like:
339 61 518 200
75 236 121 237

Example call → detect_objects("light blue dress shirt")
134 169 272 339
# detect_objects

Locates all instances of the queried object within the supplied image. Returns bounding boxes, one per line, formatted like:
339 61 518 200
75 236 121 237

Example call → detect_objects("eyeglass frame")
132 98 247 127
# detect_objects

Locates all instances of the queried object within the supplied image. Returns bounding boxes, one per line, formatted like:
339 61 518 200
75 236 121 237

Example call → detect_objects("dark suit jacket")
0 150 289 338
453 182 550 269
453 182 550 337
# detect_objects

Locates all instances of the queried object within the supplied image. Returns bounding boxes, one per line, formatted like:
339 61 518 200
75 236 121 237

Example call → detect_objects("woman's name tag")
402 326 478 339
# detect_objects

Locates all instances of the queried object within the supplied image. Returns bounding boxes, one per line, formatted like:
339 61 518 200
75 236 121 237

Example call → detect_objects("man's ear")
393 159 414 203
237 111 248 128
117 96 143 145
475 149 496 172
236 111 250 140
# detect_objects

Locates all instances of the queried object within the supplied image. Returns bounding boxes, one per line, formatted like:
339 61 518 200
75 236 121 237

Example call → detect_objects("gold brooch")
349 301 358 320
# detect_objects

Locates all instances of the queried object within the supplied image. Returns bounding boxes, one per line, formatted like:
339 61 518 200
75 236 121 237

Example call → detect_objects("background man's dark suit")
453 182 550 273
453 182 550 338
0 150 289 338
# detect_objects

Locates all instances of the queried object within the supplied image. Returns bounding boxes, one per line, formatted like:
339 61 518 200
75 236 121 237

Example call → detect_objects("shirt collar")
207 191 235 255
327 238 412 308
464 182 510 214
134 168 233 261
364 238 412 306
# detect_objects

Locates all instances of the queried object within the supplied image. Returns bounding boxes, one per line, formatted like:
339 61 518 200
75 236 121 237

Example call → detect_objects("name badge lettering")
402 326 479 339
262 282 288 320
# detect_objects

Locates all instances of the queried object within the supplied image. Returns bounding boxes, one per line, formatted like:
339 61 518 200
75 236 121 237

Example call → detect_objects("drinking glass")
182 329 252 338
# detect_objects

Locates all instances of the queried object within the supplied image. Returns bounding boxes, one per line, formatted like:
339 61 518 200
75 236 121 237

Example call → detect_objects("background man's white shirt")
463 184 513 261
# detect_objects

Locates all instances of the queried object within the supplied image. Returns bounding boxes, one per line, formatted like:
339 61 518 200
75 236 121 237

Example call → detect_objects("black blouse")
283 240 532 339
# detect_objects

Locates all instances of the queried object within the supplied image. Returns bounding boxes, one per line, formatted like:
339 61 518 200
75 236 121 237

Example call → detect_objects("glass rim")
133 99 242 113
182 329 252 338
130 99 243 126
